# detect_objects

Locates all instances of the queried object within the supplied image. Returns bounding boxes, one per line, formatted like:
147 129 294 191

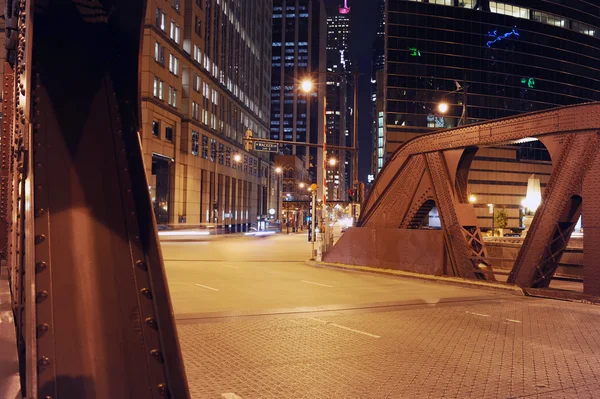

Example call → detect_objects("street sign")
253 141 279 152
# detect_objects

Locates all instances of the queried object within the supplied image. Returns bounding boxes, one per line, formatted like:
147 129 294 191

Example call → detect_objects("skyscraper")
380 0 600 229
271 0 327 197
141 0 275 229
325 4 352 200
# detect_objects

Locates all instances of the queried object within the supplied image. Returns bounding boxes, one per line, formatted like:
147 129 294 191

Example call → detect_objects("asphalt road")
161 234 600 399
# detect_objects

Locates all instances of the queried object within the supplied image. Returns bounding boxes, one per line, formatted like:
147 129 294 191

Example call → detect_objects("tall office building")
380 0 600 228
141 0 276 229
325 4 351 200
371 0 385 179
271 0 327 199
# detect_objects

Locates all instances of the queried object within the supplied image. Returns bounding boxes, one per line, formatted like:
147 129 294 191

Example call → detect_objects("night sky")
324 0 378 182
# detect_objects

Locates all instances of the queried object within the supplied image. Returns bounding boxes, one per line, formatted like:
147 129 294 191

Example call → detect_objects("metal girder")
424 152 480 279
362 103 600 221
508 133 599 288
6 1 190 397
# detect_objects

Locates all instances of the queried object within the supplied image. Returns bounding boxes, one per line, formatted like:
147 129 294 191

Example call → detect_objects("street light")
233 153 242 163
301 80 313 93
328 158 337 166
469 194 477 204
438 102 449 114
299 182 305 189
275 167 283 231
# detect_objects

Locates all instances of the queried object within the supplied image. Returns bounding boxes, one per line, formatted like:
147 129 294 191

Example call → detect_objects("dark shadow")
455 146 478 203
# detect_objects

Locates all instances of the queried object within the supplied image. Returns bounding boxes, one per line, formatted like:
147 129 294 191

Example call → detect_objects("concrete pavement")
161 234 600 398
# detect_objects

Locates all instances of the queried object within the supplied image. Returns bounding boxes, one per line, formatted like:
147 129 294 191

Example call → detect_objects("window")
192 101 199 120
152 120 159 137
165 125 173 141
154 42 165 65
210 139 216 162
153 77 164 100
244 156 248 173
218 143 224 164
191 131 199 155
170 21 180 44
156 8 166 31
171 0 180 12
193 73 201 92
193 45 202 64
168 86 176 107
169 54 179 75
195 16 202 36
201 135 208 158
226 147 231 167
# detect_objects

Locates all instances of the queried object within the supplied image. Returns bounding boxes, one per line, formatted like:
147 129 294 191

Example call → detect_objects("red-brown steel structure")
0 0 190 397
326 102 600 296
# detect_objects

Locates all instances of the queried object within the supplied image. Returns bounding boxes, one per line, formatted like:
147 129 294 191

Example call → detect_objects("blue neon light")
486 28 520 47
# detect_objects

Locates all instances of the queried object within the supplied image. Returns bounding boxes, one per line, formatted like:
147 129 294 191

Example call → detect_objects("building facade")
271 0 327 199
141 0 277 229
325 5 351 201
380 0 600 229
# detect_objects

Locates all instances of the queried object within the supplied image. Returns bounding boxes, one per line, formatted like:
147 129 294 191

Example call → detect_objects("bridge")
326 102 600 296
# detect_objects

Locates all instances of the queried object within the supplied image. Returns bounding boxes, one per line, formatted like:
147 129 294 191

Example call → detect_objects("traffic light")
348 189 354 202
244 128 253 151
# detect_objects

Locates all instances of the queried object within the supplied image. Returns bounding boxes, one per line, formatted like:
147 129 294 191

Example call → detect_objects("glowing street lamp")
468 194 477 204
233 153 242 163
328 158 337 166
301 80 313 93
299 182 305 189
438 102 449 114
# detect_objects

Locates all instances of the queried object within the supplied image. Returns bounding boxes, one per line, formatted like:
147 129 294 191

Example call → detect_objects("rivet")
157 383 167 396
150 349 164 363
34 208 45 217
145 317 158 330
36 290 48 303
35 234 45 244
37 323 49 337
135 260 147 270
35 261 47 272
38 356 50 368
140 288 153 299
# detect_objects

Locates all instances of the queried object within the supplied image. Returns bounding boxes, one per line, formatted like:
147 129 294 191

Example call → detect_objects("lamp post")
488 203 495 237
275 166 282 230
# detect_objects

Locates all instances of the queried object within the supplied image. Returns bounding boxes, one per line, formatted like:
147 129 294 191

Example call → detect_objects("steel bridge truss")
0 1 190 398
326 102 600 296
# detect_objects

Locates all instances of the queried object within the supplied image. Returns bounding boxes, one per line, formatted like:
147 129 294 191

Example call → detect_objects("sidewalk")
0 272 21 399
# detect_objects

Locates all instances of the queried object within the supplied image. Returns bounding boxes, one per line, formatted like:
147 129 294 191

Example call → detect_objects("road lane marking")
300 280 333 288
307 317 381 339
221 393 244 399
506 319 522 323
465 311 490 317
195 284 219 292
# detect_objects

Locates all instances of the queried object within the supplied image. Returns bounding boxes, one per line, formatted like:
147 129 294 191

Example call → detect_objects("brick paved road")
163 235 600 398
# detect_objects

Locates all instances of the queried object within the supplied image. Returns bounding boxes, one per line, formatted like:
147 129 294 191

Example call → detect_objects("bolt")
37 323 49 337
35 261 47 272
36 290 48 303
35 234 45 244
135 260 147 270
38 356 50 369
140 288 153 299
145 317 158 330
150 349 163 363
157 384 167 396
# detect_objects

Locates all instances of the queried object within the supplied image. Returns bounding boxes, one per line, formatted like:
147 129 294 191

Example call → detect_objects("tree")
494 207 509 230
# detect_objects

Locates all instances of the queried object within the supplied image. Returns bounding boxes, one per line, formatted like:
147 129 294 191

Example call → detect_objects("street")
162 234 600 399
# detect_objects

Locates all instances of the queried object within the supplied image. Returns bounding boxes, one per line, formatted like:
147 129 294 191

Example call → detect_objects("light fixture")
275 166 282 174
328 158 337 166
468 194 477 203
233 153 242 162
301 80 313 93
438 102 449 114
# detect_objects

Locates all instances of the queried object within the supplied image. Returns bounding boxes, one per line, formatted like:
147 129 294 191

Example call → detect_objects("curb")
305 260 526 296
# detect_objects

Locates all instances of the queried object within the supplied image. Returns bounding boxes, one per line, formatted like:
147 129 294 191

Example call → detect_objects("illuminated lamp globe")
328 158 337 166
468 194 477 204
438 102 449 114
301 80 313 93
275 167 283 174
233 153 242 162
